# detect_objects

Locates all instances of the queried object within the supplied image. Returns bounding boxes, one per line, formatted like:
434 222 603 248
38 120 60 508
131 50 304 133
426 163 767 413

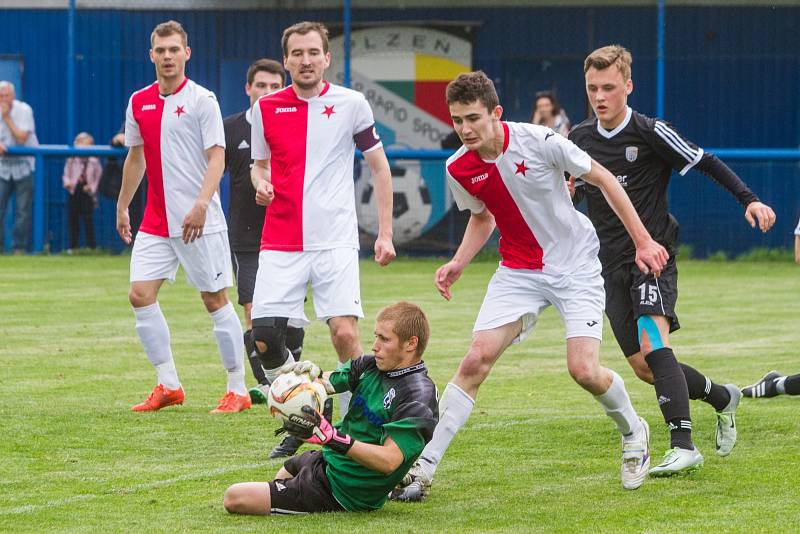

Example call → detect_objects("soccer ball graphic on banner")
356 162 433 245
267 372 328 424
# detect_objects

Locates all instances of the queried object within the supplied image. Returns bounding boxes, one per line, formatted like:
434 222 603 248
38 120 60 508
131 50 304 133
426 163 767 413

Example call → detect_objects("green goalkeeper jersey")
323 355 438 511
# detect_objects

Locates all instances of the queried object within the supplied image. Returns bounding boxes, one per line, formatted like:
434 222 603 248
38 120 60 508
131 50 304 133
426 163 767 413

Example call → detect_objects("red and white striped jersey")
125 78 227 238
251 81 382 251
446 121 599 274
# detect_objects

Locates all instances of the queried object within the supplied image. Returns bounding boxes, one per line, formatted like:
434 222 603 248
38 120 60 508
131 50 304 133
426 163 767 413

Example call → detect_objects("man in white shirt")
117 20 249 414
0 81 38 254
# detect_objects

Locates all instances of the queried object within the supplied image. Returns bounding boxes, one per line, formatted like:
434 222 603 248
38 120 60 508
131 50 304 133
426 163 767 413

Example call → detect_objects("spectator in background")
0 81 38 254
531 90 570 137
62 132 101 251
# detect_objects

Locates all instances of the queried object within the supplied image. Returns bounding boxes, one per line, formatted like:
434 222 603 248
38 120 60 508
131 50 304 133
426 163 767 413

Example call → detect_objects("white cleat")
621 417 650 490
649 446 703 477
389 461 432 502
715 384 741 457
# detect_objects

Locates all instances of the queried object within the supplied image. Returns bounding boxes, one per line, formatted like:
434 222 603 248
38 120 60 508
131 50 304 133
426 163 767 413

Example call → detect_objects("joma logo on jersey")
275 106 298 114
470 173 489 184
351 394 385 426
140 104 157 111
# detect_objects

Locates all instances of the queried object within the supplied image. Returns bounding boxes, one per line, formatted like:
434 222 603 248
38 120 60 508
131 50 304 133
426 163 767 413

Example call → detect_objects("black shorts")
231 250 259 306
267 450 345 514
603 257 681 357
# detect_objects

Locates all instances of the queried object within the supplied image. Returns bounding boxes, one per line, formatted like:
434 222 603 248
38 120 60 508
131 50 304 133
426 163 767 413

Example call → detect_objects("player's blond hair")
584 45 633 81
445 71 499 113
151 20 188 48
377 301 430 359
282 21 329 57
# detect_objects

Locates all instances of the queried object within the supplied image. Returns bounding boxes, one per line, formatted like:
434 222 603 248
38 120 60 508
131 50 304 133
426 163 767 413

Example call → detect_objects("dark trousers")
68 189 95 249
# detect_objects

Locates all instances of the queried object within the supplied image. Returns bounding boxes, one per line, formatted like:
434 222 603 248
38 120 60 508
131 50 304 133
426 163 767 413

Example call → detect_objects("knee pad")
252 317 289 369
242 329 255 356
285 327 305 362
637 315 664 351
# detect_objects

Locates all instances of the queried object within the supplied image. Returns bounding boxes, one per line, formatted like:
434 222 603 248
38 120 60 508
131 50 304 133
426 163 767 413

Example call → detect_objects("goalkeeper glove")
282 405 354 455
288 360 336 395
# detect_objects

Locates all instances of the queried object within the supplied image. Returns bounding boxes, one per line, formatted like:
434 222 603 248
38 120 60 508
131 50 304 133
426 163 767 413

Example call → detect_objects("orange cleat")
210 391 252 413
132 384 185 412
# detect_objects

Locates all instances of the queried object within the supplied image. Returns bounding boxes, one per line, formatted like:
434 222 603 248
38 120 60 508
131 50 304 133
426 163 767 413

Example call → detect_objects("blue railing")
6 144 800 254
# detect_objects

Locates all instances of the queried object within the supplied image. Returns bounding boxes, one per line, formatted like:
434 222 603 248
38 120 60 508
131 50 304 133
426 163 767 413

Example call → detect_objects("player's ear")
492 105 503 120
149 49 155 64
404 336 419 354
625 78 633 96
323 51 331 69
185 46 191 61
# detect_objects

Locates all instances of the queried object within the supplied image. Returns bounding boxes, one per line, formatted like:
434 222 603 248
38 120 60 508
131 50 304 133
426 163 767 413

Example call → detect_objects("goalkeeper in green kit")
224 301 438 514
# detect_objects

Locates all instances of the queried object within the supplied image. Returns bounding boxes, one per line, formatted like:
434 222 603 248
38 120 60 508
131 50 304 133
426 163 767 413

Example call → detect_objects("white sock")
338 391 353 419
595 370 641 437
418 382 475 478
210 302 246 396
134 302 180 390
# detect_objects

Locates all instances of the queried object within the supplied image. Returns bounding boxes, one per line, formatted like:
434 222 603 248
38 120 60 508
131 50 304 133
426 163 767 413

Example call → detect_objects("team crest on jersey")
625 146 638 162
383 388 396 410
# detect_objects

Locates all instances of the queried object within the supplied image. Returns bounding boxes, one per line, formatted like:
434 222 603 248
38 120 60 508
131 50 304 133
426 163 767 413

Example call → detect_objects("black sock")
243 329 268 385
286 327 305 362
645 347 693 450
680 363 731 411
785 374 800 395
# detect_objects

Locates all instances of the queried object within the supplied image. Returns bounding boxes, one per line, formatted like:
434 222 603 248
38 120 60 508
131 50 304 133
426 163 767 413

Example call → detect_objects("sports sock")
264 348 292 384
680 363 731 412
594 370 641 437
210 303 246 396
134 302 180 390
645 347 693 450
781 374 800 395
243 329 268 385
286 327 305 361
418 382 475 478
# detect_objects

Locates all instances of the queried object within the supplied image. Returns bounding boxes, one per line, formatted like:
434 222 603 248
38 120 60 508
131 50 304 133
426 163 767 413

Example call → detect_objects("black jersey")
223 110 264 252
569 107 756 273
325 355 438 511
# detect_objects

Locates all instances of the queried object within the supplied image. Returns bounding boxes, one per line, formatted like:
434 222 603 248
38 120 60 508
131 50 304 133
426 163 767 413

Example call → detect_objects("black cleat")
742 371 784 398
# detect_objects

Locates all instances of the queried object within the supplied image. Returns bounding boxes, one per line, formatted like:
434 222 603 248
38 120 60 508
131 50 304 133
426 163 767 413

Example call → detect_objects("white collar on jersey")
596 106 632 139
245 106 252 125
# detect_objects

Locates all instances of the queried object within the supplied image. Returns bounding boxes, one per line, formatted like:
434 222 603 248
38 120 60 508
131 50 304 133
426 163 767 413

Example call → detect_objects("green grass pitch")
1 255 798 532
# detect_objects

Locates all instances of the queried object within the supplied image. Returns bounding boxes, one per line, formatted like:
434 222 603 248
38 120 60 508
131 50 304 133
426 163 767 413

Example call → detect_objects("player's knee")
223 485 246 514
630 358 655 384
201 290 228 312
330 321 359 353
568 360 597 387
128 286 155 308
457 346 494 383
252 317 289 369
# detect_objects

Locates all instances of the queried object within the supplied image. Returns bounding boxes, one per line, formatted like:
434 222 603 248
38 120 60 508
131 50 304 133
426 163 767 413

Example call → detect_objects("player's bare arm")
435 208 495 300
117 144 146 244
744 201 776 233
580 159 668 276
182 145 224 244
364 147 396 266
347 436 404 475
795 234 800 265
251 158 274 206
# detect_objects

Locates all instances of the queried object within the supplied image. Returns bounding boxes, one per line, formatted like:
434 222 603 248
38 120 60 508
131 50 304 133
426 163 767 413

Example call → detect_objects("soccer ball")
267 372 328 425
355 162 432 245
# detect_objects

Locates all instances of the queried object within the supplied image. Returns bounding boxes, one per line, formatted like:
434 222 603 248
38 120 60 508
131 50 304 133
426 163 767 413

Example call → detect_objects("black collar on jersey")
385 361 427 378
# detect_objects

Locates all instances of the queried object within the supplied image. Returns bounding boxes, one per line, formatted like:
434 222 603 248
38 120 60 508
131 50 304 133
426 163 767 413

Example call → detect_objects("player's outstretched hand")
745 201 776 233
374 236 396 266
435 260 465 301
181 202 207 244
116 207 132 244
635 238 668 277
291 360 322 379
284 406 354 454
255 179 274 206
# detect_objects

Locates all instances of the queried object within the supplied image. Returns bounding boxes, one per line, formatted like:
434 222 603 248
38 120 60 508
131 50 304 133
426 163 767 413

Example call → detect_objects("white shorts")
252 248 363 327
130 231 233 292
474 262 605 344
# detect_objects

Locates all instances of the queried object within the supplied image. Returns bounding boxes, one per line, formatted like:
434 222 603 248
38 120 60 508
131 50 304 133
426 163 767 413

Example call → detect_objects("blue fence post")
32 153 45 253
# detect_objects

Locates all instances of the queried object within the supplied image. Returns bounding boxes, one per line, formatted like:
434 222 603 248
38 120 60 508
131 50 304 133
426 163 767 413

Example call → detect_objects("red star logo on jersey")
515 160 529 176
322 105 336 118
174 105 185 117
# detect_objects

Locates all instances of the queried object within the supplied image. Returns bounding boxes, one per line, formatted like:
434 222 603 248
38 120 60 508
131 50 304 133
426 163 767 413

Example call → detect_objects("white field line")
0 461 268 516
